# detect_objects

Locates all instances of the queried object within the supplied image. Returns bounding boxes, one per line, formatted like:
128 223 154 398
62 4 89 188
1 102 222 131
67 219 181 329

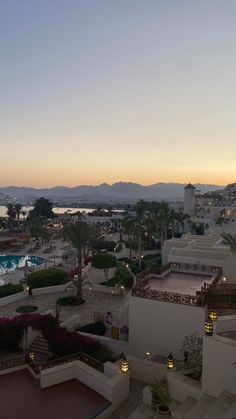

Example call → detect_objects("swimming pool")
0 255 44 274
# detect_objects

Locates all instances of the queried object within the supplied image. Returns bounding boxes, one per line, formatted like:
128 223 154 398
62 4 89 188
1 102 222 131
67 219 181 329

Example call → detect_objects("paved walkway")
0 288 126 327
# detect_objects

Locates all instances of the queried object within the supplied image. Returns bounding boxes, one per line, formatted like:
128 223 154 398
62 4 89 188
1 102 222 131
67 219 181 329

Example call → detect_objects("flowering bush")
0 313 113 362
0 317 24 350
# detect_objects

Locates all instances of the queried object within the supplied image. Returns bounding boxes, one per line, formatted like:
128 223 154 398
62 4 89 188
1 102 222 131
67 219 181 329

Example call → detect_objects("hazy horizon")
1 1 236 187
0 180 226 189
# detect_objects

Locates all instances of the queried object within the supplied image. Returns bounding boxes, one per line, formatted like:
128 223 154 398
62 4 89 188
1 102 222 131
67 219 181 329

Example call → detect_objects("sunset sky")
1 0 236 187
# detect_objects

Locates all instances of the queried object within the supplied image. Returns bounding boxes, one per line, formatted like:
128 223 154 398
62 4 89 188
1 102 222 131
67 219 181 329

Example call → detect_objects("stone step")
127 404 155 419
173 397 197 419
204 391 236 419
29 334 50 355
185 393 216 419
222 400 236 419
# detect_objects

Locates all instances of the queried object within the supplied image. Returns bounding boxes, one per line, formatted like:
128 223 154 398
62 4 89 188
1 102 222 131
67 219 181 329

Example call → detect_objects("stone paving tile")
0 288 125 326
107 379 146 419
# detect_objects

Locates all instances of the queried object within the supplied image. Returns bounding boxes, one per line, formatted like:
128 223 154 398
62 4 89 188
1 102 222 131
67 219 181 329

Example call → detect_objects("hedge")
16 305 38 313
56 296 79 306
77 321 106 336
0 283 24 299
27 268 68 288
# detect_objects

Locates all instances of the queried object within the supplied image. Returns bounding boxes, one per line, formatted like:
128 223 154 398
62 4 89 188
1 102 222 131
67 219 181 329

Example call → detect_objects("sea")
0 206 99 218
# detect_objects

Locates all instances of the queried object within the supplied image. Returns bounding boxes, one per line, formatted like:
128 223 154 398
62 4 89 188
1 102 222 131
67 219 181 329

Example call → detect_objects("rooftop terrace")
0 369 109 419
132 262 222 306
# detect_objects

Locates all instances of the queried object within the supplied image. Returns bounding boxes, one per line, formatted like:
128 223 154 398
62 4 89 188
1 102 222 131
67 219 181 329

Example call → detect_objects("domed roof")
185 183 196 190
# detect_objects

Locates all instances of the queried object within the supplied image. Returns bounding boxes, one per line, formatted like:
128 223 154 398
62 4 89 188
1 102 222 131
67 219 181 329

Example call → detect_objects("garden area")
0 312 119 364
91 252 133 289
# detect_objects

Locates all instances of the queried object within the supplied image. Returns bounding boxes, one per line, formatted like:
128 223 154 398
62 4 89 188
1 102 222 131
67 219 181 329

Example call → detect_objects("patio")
0 369 109 419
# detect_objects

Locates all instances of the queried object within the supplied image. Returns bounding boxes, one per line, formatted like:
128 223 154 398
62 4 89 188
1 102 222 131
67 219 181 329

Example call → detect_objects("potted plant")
157 377 171 417
151 378 160 411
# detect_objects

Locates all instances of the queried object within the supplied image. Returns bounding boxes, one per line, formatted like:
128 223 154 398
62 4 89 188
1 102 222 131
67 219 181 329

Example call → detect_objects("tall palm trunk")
76 249 83 303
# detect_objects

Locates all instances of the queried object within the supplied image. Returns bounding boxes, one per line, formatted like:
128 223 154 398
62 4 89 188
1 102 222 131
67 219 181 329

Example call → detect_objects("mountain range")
0 182 223 203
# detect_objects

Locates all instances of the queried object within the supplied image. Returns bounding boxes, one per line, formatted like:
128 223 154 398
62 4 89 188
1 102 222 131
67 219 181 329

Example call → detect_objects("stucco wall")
129 296 206 358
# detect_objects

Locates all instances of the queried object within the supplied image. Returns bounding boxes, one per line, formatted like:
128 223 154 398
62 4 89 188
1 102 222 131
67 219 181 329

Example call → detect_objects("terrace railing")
27 351 104 374
132 262 223 306
132 287 202 306
0 355 26 371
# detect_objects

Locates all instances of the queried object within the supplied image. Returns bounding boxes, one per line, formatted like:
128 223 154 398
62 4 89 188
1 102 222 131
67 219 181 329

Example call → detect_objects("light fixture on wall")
120 356 129 374
209 308 218 321
166 353 174 369
204 318 213 336
145 351 151 360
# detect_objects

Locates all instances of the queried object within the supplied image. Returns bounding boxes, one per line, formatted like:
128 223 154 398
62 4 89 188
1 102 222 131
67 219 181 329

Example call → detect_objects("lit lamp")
29 352 35 360
204 318 213 336
145 351 151 360
166 353 174 369
209 308 218 321
120 356 129 374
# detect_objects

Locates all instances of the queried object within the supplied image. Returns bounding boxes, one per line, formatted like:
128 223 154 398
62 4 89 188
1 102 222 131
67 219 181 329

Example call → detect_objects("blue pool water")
0 255 44 274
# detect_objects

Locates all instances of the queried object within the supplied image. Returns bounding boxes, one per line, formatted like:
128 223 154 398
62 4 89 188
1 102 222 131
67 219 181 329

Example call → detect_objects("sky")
0 0 236 188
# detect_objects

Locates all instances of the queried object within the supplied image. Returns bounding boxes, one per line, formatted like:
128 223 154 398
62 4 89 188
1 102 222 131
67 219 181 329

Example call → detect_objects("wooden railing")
0 355 26 371
27 351 104 374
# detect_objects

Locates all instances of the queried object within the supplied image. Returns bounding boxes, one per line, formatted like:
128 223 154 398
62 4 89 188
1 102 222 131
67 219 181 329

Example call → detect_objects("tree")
30 197 54 218
64 221 92 304
91 252 117 282
6 204 17 231
15 204 23 221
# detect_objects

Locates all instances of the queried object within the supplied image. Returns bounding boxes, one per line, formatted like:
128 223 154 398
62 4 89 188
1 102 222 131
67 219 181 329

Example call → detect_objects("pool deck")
0 369 109 419
148 271 213 295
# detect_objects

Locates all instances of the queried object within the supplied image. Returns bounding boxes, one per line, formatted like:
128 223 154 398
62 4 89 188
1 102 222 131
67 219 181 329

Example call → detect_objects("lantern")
166 353 174 369
209 308 218 321
205 318 213 336
120 356 129 374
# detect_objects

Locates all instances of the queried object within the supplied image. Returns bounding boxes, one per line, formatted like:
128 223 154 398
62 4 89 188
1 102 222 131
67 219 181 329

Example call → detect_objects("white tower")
184 183 196 216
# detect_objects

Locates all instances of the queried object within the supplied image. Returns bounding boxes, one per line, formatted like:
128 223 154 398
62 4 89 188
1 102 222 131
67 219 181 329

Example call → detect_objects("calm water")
0 206 97 218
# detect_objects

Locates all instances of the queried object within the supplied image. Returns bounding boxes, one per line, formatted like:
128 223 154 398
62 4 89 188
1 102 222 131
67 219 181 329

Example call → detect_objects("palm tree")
221 232 236 282
133 200 147 270
157 201 171 246
221 233 236 251
122 216 136 260
15 204 23 221
64 221 92 304
6 204 17 231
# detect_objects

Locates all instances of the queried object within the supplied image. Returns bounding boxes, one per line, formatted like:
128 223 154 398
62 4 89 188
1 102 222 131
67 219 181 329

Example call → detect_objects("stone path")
107 379 146 419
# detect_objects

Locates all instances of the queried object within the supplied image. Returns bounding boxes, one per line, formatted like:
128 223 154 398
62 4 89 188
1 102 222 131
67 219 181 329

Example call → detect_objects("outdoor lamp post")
120 356 129 374
166 353 174 369
204 318 213 336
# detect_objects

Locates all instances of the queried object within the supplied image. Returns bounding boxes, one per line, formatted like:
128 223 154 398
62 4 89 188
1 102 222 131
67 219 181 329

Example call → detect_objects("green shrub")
0 283 24 299
27 268 68 288
101 262 133 288
16 305 38 313
92 344 117 363
77 321 106 336
56 296 80 306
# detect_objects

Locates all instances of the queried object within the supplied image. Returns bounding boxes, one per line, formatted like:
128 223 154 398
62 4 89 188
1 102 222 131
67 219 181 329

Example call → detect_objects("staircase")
29 333 50 356
127 391 236 419
127 400 179 419
172 391 236 419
